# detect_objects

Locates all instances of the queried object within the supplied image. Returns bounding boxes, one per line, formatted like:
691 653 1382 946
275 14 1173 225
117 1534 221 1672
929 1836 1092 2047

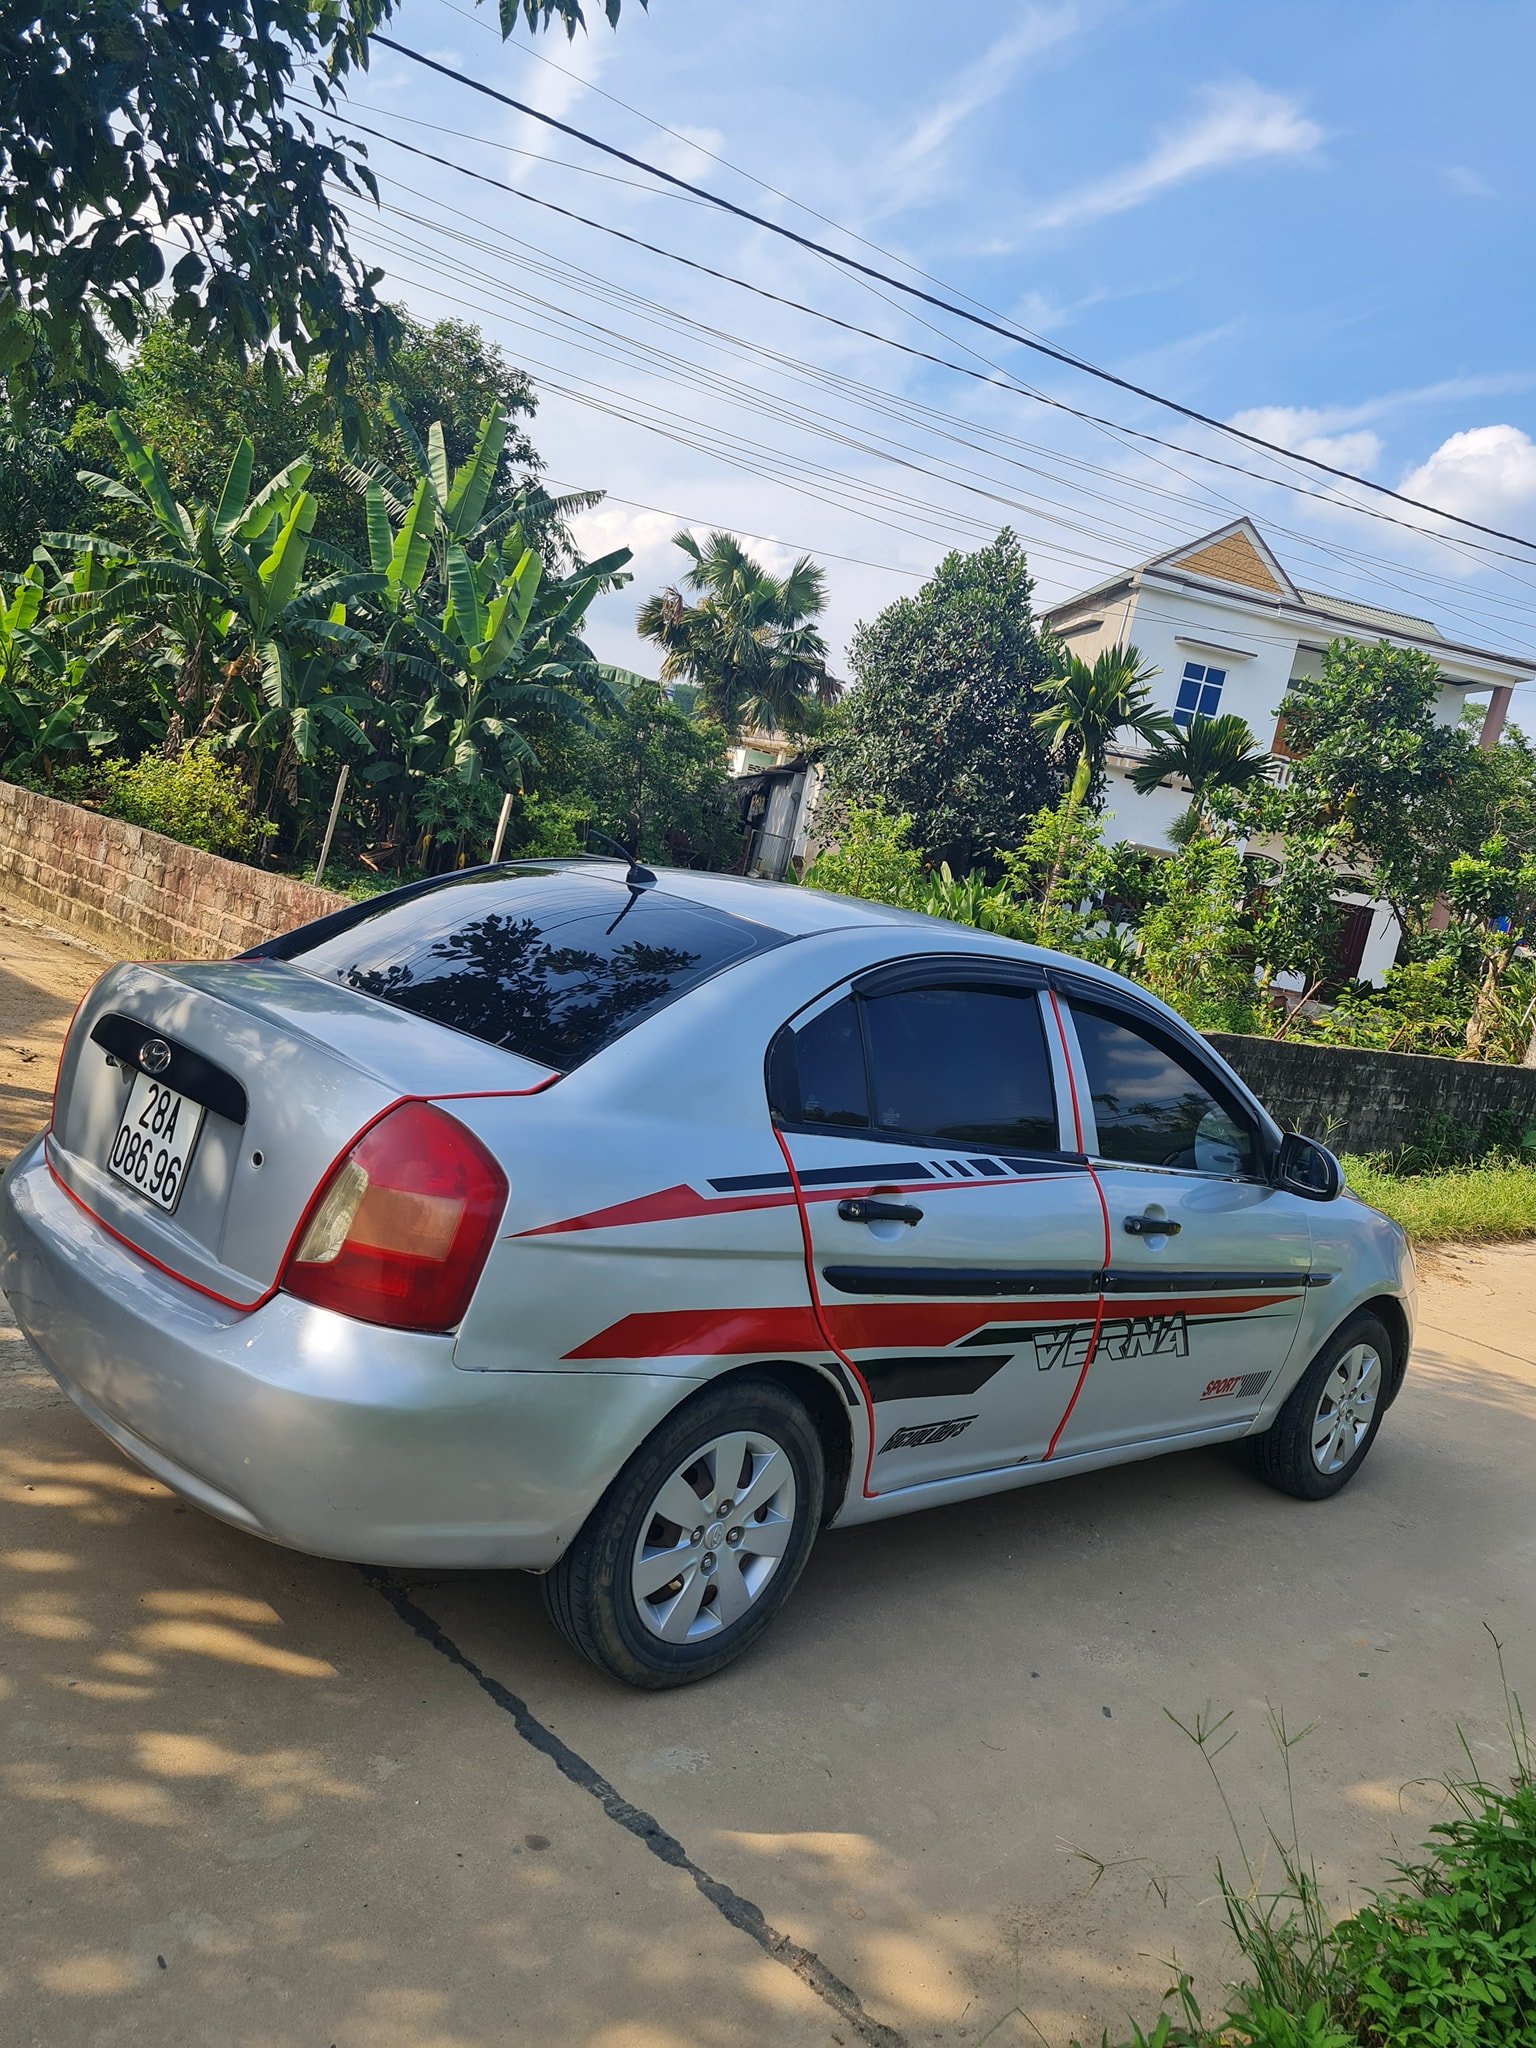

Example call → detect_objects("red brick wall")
0 781 346 959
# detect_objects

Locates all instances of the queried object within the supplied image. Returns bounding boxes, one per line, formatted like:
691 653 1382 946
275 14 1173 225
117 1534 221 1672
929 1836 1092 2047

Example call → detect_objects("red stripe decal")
515 1171 1071 1240
563 1304 826 1361
562 1291 1298 1363
1048 990 1084 1151
517 1182 797 1237
774 1126 881 1497
1044 1168 1112 1460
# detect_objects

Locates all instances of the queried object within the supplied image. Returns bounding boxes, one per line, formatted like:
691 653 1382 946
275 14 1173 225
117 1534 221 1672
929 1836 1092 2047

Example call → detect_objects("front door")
1051 995 1313 1456
769 962 1108 1493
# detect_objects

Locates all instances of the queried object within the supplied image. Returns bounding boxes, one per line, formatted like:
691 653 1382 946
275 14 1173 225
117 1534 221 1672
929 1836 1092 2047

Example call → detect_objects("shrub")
101 745 268 860
801 801 925 907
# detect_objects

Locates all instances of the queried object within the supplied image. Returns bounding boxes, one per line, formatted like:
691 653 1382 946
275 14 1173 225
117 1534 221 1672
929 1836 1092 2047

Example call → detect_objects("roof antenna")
584 826 656 892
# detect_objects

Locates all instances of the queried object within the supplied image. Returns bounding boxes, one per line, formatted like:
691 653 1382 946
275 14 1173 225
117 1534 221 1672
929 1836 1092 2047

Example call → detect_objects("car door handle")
1123 1212 1181 1236
838 1197 924 1226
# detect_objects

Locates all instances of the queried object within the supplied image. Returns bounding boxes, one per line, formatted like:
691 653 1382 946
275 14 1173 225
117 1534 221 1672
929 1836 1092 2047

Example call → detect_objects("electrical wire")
311 95 1536 587
371 31 1536 555
333 165 1536 646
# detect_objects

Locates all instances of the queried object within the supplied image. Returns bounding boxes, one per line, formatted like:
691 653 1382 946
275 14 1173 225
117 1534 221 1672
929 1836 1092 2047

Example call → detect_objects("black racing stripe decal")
362 1571 903 2048
959 1316 1096 1348
1101 1270 1307 1294
799 1160 932 1186
710 1155 1092 1195
823 1357 862 1408
858 1353 1013 1403
824 1266 1102 1299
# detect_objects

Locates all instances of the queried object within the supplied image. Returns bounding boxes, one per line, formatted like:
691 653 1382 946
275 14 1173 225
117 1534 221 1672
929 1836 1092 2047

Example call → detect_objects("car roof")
536 858 981 938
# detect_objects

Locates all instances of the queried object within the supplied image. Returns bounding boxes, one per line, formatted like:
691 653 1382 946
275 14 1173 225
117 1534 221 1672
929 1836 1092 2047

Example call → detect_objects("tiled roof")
1297 589 1442 640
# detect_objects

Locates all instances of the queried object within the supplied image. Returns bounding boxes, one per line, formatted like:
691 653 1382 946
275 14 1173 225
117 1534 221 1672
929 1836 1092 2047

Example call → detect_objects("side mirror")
1274 1131 1343 1202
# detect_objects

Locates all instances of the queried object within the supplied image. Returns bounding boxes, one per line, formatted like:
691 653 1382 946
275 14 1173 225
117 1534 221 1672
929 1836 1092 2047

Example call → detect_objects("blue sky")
337 0 1536 674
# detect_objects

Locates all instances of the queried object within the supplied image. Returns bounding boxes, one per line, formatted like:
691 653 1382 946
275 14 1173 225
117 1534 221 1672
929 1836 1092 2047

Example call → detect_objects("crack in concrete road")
362 1565 906 2048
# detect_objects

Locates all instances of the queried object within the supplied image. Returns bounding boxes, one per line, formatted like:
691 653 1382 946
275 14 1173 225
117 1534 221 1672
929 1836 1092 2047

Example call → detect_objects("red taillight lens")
281 1102 508 1332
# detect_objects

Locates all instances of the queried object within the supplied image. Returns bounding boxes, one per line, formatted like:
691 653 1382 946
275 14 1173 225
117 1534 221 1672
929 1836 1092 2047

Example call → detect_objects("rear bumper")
0 1137 697 1568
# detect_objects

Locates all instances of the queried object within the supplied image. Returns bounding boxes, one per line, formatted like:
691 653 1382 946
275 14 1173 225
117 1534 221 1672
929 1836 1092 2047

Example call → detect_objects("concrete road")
3 907 1535 2047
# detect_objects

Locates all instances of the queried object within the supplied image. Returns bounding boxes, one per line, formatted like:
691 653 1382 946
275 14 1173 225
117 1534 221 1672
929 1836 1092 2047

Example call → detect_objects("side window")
1072 1004 1254 1175
1174 659 1225 728
861 987 1057 1152
785 996 869 1129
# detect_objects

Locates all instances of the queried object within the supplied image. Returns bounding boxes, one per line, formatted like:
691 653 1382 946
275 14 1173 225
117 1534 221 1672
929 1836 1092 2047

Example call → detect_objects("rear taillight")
280 1101 508 1332
49 991 91 1133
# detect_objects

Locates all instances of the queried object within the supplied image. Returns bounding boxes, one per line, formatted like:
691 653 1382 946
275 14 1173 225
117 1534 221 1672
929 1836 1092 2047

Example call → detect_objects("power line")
350 176 1536 643
317 97 1536 583
392 18 1536 618
329 221 1536 665
537 479 924 578
427 0 1020 319
371 32 1536 556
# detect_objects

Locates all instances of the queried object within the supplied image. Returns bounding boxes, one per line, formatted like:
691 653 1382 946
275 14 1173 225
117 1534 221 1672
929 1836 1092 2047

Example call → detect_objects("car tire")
541 1376 825 1688
1248 1311 1394 1501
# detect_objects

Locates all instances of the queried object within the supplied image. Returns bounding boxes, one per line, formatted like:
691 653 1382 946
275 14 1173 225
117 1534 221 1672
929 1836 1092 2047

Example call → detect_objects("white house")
1043 519 1535 982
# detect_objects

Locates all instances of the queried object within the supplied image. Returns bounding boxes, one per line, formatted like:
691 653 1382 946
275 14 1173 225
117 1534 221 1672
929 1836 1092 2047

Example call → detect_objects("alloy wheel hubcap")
1311 1343 1382 1475
632 1430 797 1643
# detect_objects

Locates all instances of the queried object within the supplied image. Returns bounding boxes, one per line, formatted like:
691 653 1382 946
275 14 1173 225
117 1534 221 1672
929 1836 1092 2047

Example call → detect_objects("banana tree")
379 528 631 864
347 400 609 584
0 565 121 783
57 417 384 796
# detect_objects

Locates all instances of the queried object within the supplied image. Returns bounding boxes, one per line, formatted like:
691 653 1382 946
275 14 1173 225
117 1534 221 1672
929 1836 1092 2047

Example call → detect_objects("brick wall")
1206 1030 1536 1156
0 780 346 959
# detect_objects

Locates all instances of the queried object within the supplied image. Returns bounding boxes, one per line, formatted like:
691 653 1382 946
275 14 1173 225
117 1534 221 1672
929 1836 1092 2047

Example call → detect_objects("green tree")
1131 711 1272 834
0 0 644 395
995 797 1120 955
0 564 119 783
1138 836 1260 1032
1275 639 1477 934
53 414 381 753
1448 834 1536 1057
567 675 740 868
53 310 562 574
637 530 839 738
1247 835 1349 1030
827 530 1062 875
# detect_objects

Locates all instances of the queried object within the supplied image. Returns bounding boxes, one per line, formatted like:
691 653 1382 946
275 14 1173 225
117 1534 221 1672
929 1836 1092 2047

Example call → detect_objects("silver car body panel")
0 863 1416 1569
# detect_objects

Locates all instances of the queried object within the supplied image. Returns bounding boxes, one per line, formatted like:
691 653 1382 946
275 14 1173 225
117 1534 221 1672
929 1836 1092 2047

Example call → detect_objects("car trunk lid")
47 959 551 1306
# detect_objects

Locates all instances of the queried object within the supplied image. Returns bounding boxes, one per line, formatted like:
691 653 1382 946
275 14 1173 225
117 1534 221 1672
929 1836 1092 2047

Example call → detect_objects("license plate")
108 1071 205 1213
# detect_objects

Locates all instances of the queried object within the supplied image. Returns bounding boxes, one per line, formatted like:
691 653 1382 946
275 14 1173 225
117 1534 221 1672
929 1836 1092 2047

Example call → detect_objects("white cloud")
650 125 728 181
1227 405 1383 471
1026 79 1322 232
1445 164 1497 200
495 29 609 184
1398 425 1536 528
877 3 1088 210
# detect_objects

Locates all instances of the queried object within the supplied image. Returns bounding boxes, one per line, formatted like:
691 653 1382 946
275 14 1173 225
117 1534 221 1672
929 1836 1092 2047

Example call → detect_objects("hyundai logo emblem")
138 1038 172 1077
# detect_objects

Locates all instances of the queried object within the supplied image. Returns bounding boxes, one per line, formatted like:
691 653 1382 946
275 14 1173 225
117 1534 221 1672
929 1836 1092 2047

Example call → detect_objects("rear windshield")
286 867 783 1072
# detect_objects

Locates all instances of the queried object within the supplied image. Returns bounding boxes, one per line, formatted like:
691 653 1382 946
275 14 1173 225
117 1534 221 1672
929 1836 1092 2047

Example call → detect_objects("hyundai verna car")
0 859 1414 1687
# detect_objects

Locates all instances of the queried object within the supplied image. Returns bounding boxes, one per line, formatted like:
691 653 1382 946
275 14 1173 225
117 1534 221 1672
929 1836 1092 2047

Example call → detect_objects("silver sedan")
0 860 1414 1686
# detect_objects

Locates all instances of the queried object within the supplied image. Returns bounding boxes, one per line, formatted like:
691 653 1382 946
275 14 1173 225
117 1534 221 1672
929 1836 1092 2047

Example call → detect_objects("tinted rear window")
288 868 783 1071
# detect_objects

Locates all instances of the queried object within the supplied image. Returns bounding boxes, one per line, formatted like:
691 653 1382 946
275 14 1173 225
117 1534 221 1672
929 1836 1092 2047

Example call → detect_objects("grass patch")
1340 1156 1536 1244
1074 1642 1536 2048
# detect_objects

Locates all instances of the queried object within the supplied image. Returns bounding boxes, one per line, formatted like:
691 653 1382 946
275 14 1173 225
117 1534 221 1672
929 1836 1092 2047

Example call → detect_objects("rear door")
1050 992 1313 1454
771 960 1108 1493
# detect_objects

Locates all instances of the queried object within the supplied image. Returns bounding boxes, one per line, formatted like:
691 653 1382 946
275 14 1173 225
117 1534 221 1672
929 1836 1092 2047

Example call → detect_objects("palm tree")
636 529 840 738
1031 643 1170 923
1131 711 1272 833
1032 642 1171 807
